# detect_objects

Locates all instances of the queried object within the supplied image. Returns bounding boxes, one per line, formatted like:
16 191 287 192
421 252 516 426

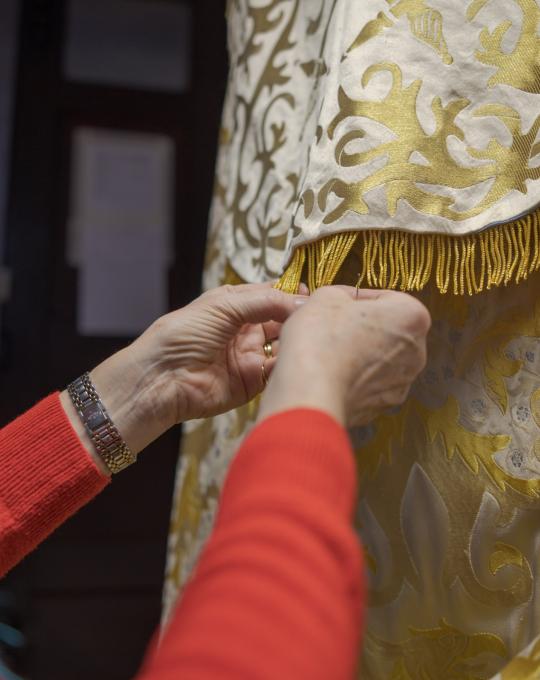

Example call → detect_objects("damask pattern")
164 2 540 678
165 272 540 680
210 0 540 283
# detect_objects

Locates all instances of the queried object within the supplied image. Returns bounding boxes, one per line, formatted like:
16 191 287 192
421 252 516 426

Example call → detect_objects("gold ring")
261 362 269 387
263 341 273 359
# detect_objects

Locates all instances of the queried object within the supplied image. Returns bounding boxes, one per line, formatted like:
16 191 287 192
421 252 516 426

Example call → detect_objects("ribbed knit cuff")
221 409 357 519
0 393 108 576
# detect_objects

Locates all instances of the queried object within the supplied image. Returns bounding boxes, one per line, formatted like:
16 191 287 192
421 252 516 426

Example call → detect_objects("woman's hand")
63 283 305 460
139 283 306 421
258 286 431 428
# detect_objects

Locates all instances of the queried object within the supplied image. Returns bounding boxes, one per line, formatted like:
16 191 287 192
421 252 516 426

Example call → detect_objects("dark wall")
0 1 228 678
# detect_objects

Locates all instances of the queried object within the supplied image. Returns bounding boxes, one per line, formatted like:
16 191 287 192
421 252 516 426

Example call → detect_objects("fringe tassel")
276 209 540 295
276 246 305 293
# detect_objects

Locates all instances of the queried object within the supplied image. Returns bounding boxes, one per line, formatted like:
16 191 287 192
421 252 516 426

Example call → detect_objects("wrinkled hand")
259 286 430 427
82 283 305 457
134 282 305 424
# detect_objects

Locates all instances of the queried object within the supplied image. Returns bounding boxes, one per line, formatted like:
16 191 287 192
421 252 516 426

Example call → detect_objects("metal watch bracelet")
67 373 136 475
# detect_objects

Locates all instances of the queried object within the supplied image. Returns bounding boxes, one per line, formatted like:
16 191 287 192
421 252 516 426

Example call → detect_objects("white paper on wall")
69 127 175 336
77 217 168 336
68 128 175 266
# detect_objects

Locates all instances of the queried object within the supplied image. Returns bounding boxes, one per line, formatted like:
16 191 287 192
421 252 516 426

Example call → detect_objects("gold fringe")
276 246 305 293
298 231 358 290
276 209 540 295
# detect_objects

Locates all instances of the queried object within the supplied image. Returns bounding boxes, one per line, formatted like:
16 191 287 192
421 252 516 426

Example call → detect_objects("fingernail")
295 298 308 307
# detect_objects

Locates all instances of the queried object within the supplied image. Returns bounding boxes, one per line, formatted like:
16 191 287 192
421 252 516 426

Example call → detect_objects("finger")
376 294 432 337
261 321 283 343
224 288 306 326
329 285 397 301
231 281 310 298
263 356 278 381
261 338 280 359
222 281 278 294
309 285 384 304
207 282 311 307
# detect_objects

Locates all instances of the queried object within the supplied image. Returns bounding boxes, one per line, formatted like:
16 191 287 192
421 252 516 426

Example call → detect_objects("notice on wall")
78 218 169 336
69 128 174 336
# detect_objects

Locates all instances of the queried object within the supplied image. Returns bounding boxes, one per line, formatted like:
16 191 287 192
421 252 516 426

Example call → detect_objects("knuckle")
380 388 404 409
221 284 238 297
406 298 431 333
389 295 431 335
267 288 284 302
397 386 411 404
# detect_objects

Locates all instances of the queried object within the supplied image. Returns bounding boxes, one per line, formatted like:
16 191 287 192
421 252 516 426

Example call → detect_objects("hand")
258 286 430 427
62 283 306 463
140 282 307 422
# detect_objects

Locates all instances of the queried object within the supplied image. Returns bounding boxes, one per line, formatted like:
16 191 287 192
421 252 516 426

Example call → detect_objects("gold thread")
423 236 434 288
276 246 305 293
442 234 451 294
277 209 540 296
452 237 459 294
470 237 479 294
380 230 388 288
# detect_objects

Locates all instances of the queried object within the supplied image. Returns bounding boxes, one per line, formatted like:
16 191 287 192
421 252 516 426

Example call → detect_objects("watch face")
83 402 107 430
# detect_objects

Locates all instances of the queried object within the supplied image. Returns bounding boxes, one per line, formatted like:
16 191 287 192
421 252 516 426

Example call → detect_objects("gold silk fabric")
164 2 540 678
209 0 540 285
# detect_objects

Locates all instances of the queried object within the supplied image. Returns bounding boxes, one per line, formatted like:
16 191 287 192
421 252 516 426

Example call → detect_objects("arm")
0 284 429 678
0 393 107 577
0 284 304 577
139 287 430 680
138 409 363 680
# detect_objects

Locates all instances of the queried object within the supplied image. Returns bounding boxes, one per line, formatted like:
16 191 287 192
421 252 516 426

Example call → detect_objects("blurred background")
0 1 227 678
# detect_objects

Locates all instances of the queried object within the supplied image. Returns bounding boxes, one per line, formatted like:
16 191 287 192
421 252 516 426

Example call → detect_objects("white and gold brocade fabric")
211 0 540 287
164 2 540 678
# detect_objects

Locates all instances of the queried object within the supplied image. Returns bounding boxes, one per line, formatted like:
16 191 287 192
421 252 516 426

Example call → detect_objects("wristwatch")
67 373 136 474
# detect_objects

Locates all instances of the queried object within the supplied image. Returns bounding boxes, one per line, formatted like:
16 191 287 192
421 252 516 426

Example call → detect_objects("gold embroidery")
467 0 540 94
489 542 526 577
500 638 540 679
356 404 412 480
364 620 506 680
166 4 540 678
346 1 453 65
345 11 394 55
165 420 219 589
212 1 540 284
458 296 540 415
324 61 540 225
417 396 540 497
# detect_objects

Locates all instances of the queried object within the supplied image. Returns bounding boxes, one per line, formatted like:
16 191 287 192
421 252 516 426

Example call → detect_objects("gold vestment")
165 2 540 677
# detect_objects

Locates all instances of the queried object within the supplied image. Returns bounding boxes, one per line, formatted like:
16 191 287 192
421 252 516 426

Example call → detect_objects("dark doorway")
0 1 227 677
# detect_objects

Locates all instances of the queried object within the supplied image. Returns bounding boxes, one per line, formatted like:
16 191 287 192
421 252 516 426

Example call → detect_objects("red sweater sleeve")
139 409 364 680
0 393 108 576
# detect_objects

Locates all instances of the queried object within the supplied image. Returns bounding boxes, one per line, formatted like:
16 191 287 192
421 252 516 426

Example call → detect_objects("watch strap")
67 373 136 474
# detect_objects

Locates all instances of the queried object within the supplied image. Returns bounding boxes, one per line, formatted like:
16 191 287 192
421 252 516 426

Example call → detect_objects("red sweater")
0 394 364 679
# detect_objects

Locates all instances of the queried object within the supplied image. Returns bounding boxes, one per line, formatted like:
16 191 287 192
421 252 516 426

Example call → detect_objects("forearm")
0 394 108 577
257 358 347 426
0 339 161 576
139 410 364 680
